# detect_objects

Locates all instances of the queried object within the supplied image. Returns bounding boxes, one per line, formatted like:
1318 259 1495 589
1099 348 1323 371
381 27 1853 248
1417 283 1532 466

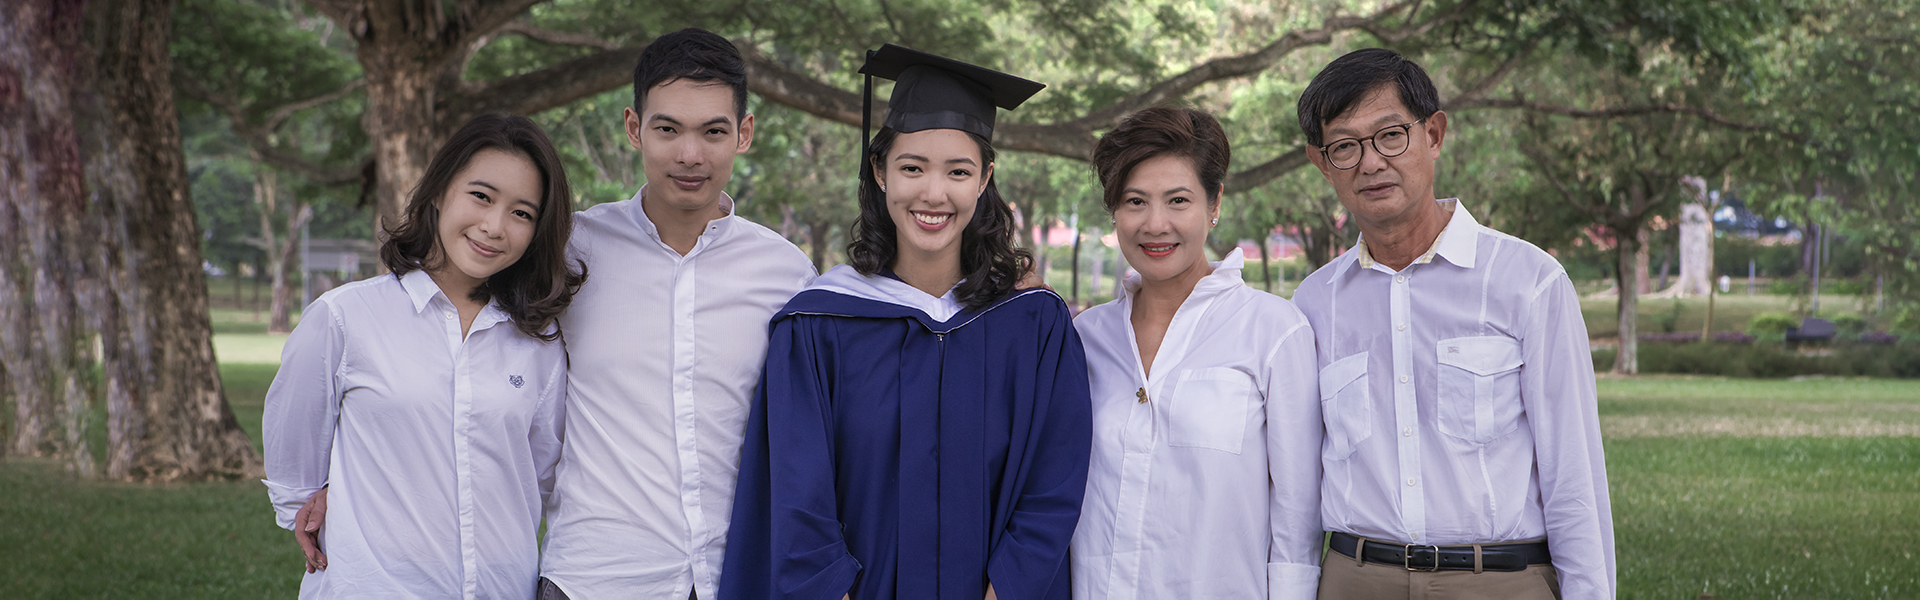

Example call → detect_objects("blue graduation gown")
720 282 1093 600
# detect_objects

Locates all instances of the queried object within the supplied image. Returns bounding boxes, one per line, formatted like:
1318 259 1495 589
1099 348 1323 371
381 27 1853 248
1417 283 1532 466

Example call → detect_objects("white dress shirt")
538 187 816 599
1071 249 1323 600
263 269 568 599
1292 200 1615 598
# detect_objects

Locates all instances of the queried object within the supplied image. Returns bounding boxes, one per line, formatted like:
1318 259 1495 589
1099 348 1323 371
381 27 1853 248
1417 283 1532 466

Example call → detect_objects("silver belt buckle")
1404 543 1441 571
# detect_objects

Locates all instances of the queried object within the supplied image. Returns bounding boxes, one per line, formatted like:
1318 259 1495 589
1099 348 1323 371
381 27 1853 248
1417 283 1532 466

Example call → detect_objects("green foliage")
1831 312 1868 334
1747 312 1799 335
1894 307 1920 334
1714 235 1803 279
1653 298 1684 333
1768 278 1806 295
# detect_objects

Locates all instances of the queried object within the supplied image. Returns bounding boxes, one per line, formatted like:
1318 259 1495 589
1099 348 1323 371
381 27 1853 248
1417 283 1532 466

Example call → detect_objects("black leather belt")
1328 531 1551 572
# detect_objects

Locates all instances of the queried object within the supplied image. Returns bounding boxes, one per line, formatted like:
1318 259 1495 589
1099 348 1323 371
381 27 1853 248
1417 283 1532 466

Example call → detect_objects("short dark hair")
846 127 1033 310
1091 107 1231 214
633 28 749 121
1296 48 1439 147
380 114 586 342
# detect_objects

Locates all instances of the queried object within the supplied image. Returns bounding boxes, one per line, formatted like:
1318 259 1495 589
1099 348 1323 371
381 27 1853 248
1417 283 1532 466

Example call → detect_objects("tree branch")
176 69 370 185
1224 148 1311 191
263 80 367 131
495 20 621 50
1455 95 1808 143
1069 2 1441 130
438 44 645 130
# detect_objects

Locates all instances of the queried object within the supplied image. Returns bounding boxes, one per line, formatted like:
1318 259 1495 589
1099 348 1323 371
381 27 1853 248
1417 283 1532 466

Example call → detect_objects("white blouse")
1070 249 1323 600
263 270 567 599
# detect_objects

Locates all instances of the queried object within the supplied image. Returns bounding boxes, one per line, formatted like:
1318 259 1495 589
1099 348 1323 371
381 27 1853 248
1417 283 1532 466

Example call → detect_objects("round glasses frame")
1319 118 1426 170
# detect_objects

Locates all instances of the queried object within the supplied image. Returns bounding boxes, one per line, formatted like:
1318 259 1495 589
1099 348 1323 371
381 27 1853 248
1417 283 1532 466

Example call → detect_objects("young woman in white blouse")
262 114 585 599
1069 108 1324 599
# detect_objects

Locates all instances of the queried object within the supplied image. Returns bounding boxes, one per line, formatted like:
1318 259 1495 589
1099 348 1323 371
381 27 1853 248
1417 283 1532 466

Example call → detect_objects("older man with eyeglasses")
1290 48 1615 599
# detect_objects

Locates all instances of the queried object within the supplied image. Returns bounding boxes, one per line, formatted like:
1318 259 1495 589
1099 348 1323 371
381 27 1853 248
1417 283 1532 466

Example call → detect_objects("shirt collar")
1116 246 1248 303
1330 198 1480 281
807 264 964 322
629 184 737 240
396 268 514 332
397 269 444 313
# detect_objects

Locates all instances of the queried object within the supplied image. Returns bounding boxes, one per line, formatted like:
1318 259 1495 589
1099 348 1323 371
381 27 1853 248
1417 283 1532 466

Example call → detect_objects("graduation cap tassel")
860 51 875 190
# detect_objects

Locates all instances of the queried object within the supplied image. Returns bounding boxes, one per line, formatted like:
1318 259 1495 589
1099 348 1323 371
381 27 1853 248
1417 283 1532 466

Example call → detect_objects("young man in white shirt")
1290 48 1615 599
534 28 816 600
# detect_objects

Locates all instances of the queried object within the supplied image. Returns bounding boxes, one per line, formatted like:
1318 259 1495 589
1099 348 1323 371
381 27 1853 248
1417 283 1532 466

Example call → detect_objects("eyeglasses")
1319 119 1425 170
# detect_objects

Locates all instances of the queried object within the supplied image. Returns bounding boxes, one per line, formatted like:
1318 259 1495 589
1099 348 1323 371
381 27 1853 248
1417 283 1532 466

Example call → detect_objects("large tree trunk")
361 57 435 235
1 0 260 480
2 0 104 469
91 0 259 480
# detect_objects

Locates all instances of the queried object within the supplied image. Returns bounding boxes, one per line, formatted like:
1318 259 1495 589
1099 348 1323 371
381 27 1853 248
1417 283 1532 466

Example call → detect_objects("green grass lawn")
1598 377 1920 598
3 303 1916 597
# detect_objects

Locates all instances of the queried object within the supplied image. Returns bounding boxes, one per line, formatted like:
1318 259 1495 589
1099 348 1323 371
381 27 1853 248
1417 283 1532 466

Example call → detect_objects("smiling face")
1113 153 1219 286
1307 84 1448 230
626 77 754 214
875 128 991 267
431 148 544 291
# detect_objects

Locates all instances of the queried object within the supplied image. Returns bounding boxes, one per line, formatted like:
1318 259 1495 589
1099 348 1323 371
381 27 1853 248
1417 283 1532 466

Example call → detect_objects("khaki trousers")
1317 548 1562 600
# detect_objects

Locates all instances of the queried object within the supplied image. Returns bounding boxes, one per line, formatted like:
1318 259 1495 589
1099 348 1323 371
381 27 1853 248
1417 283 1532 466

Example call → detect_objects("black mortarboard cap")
856 44 1045 182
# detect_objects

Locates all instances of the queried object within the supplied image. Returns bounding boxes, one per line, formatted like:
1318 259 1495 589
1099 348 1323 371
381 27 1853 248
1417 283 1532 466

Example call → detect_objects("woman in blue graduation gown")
720 45 1092 600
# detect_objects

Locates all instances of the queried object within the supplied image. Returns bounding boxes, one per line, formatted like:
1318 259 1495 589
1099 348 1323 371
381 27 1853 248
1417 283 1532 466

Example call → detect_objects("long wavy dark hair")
379 114 587 342
846 127 1032 310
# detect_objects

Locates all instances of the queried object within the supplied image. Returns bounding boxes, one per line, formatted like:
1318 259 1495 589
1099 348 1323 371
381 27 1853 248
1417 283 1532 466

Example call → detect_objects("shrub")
1589 341 1920 378
1859 332 1901 345
1653 299 1682 333
1893 308 1920 334
1827 279 1866 295
1748 313 1799 336
1767 278 1804 295
1637 332 1756 344
1830 313 1868 335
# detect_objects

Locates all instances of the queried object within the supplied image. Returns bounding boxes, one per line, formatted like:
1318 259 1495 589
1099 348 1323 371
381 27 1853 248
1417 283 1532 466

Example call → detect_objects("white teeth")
913 212 951 225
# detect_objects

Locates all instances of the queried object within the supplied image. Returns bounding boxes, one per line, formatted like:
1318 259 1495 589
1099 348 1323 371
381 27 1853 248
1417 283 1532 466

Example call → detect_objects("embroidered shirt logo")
1447 346 1460 354
509 375 525 388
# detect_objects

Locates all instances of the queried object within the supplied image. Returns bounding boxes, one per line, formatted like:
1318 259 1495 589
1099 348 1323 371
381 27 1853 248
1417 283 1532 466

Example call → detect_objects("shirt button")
1399 375 1410 383
1407 478 1418 486
1397 323 1408 331
1403 427 1413 437
1395 275 1406 284
1411 533 1420 541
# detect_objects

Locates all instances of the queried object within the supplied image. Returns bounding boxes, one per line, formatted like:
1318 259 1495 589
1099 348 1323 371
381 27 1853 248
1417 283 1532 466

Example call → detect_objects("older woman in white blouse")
1070 107 1323 600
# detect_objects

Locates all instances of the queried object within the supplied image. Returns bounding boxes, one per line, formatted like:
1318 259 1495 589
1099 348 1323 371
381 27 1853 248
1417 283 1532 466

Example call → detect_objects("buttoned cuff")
1267 561 1320 600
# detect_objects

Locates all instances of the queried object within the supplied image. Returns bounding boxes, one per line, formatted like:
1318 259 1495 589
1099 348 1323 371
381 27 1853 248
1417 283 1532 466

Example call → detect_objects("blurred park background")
2 0 1917 597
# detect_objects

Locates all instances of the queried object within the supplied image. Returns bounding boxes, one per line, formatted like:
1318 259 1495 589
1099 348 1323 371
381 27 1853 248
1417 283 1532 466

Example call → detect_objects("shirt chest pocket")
1435 336 1525 445
1318 352 1372 461
1166 367 1256 454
